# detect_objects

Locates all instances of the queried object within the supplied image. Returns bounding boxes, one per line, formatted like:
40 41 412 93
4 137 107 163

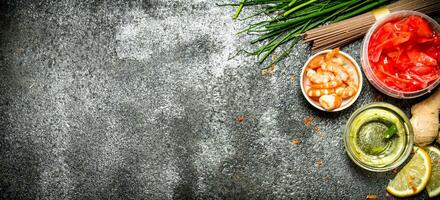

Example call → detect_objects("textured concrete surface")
0 1 439 199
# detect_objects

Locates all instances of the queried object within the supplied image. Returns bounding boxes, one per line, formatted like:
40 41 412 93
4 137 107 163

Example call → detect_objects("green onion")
384 124 398 139
283 0 317 17
225 0 392 70
233 0 246 20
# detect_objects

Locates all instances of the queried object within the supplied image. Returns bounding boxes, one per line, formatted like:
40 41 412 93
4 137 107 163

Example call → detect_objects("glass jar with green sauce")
344 102 414 172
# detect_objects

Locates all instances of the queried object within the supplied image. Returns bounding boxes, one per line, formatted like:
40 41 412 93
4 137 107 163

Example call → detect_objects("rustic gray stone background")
1 0 439 199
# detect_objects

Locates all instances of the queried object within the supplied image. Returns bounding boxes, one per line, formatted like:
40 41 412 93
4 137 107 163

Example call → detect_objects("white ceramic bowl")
300 50 363 112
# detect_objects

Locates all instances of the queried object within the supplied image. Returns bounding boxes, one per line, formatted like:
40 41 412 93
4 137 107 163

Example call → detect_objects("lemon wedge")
426 146 440 198
386 146 431 198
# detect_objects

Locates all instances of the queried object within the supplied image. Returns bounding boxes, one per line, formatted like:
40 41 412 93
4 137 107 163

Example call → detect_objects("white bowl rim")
300 50 363 112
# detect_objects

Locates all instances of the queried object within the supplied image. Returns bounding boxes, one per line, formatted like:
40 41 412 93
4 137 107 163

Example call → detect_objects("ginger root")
410 87 440 147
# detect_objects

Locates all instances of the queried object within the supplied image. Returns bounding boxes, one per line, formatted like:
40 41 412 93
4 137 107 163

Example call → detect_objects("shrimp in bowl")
300 48 362 112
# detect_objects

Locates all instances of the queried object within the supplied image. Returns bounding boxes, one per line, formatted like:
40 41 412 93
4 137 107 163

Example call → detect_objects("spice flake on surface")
314 159 323 167
291 139 302 145
373 94 383 102
303 116 314 127
313 125 321 133
261 54 277 76
366 194 378 199
236 115 246 124
313 125 323 138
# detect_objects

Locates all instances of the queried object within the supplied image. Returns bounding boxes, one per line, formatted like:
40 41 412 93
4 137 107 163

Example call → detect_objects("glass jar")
344 102 413 172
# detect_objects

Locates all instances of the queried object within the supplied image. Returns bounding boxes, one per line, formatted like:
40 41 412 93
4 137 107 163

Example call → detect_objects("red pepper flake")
411 187 417 193
366 194 378 199
261 54 277 76
291 139 302 145
304 116 314 127
236 115 246 124
373 94 383 102
314 125 321 133
261 65 276 76
314 159 323 167
408 176 417 193
313 125 324 138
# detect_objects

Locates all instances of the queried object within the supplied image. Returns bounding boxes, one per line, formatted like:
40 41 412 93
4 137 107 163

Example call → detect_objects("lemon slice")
386 146 431 198
426 146 440 198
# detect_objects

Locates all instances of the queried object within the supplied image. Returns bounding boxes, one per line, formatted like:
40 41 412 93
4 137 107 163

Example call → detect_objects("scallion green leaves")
221 0 391 70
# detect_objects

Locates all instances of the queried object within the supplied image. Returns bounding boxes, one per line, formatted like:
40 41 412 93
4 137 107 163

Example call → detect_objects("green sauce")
348 108 406 167
357 122 390 155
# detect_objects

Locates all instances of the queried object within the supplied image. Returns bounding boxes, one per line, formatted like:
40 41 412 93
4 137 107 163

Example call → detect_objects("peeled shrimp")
307 88 335 97
335 80 358 99
309 55 325 69
306 69 332 84
332 56 345 65
310 79 343 89
316 68 336 80
305 48 358 103
325 48 340 62
341 63 357 80
319 94 342 111
321 62 349 81
321 48 351 82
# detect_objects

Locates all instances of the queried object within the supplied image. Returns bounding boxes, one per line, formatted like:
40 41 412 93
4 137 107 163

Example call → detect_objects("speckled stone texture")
0 1 439 199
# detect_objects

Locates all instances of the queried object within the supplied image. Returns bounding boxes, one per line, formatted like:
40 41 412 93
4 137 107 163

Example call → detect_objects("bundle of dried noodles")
304 0 440 53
